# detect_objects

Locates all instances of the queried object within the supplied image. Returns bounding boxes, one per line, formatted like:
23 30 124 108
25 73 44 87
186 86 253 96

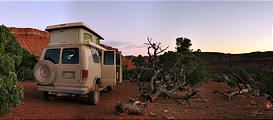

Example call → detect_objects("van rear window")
62 48 79 64
44 49 60 64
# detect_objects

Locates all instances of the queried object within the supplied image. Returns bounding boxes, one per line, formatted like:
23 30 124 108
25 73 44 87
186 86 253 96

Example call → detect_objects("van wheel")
44 91 54 101
107 86 113 91
88 84 100 105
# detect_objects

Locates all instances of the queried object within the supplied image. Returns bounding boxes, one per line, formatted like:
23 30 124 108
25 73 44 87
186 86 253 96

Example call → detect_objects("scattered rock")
265 101 272 111
169 117 175 119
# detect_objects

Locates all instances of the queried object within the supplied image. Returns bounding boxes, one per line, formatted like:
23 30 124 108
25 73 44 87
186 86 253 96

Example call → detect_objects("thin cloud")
101 40 128 48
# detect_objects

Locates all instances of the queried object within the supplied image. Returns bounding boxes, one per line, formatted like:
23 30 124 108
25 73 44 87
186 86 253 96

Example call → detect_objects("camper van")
33 22 122 105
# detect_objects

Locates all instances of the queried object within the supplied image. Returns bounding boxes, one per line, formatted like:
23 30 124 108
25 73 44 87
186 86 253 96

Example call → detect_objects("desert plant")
116 37 208 115
16 48 38 81
0 25 36 116
159 37 210 86
253 65 273 96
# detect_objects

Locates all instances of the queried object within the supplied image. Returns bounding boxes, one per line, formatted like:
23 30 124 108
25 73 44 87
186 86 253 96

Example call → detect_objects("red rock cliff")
9 27 50 57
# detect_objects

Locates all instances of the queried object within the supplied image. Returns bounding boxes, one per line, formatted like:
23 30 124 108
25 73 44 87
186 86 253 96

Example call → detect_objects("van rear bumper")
37 85 90 94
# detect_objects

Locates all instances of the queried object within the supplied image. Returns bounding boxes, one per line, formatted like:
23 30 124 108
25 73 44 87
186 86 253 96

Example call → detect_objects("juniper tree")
0 25 37 116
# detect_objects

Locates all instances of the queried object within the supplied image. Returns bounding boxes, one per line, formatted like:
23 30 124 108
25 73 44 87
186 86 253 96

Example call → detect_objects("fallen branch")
213 84 257 101
158 86 199 100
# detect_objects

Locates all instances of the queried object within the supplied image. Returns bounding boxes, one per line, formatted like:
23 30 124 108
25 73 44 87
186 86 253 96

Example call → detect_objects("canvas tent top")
45 22 104 40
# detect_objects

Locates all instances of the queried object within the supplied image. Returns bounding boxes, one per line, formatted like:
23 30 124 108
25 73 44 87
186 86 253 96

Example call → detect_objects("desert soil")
1 80 273 119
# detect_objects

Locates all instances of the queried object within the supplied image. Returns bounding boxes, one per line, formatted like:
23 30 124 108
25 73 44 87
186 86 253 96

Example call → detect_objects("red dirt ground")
1 80 273 119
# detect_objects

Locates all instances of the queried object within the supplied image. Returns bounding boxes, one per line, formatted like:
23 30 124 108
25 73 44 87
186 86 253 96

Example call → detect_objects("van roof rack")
45 22 104 40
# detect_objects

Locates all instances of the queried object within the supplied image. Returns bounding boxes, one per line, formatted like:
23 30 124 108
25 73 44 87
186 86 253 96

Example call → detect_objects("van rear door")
59 48 81 86
101 50 116 86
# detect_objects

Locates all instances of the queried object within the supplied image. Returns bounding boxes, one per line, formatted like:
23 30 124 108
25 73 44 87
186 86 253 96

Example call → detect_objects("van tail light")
82 70 88 80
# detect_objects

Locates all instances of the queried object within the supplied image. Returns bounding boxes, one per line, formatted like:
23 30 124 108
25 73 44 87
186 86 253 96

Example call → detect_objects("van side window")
62 48 79 64
44 49 60 64
91 50 100 63
104 51 114 65
84 33 92 43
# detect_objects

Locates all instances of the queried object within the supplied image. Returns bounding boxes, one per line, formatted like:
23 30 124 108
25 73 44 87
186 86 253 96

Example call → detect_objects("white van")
33 22 122 105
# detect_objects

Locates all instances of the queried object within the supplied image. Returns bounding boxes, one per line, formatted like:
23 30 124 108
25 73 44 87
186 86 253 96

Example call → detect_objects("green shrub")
122 67 137 80
0 72 24 116
213 75 228 82
235 69 253 83
0 54 15 74
16 48 38 81
0 25 36 116
226 79 237 88
188 69 210 85
253 69 273 96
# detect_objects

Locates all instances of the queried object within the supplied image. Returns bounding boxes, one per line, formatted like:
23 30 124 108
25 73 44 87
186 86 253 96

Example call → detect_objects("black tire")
88 84 100 105
33 60 56 85
44 91 54 101
107 86 113 91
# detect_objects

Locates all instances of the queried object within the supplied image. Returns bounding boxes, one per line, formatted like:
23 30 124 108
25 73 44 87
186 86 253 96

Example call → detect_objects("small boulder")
265 101 272 111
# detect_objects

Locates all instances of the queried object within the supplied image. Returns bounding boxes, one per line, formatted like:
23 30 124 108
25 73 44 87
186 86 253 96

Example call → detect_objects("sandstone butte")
9 27 136 70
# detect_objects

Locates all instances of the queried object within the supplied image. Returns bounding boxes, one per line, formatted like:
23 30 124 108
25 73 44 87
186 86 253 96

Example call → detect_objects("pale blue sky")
0 0 272 55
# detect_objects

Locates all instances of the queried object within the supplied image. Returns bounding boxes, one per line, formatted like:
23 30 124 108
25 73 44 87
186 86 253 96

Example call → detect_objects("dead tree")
115 37 202 115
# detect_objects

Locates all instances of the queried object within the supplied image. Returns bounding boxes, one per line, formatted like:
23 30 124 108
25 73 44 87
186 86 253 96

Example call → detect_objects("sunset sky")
0 0 272 55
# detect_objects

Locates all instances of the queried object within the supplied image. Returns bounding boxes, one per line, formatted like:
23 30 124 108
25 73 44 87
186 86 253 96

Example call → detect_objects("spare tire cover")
33 60 56 85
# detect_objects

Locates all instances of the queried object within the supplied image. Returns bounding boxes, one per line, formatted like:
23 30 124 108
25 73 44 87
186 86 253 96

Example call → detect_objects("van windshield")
62 48 79 64
44 49 60 64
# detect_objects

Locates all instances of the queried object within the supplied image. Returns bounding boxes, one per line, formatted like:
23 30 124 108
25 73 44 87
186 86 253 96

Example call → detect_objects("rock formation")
10 27 50 57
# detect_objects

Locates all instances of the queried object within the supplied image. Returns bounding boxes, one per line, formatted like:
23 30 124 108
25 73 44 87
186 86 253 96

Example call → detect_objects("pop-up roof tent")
45 22 106 50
